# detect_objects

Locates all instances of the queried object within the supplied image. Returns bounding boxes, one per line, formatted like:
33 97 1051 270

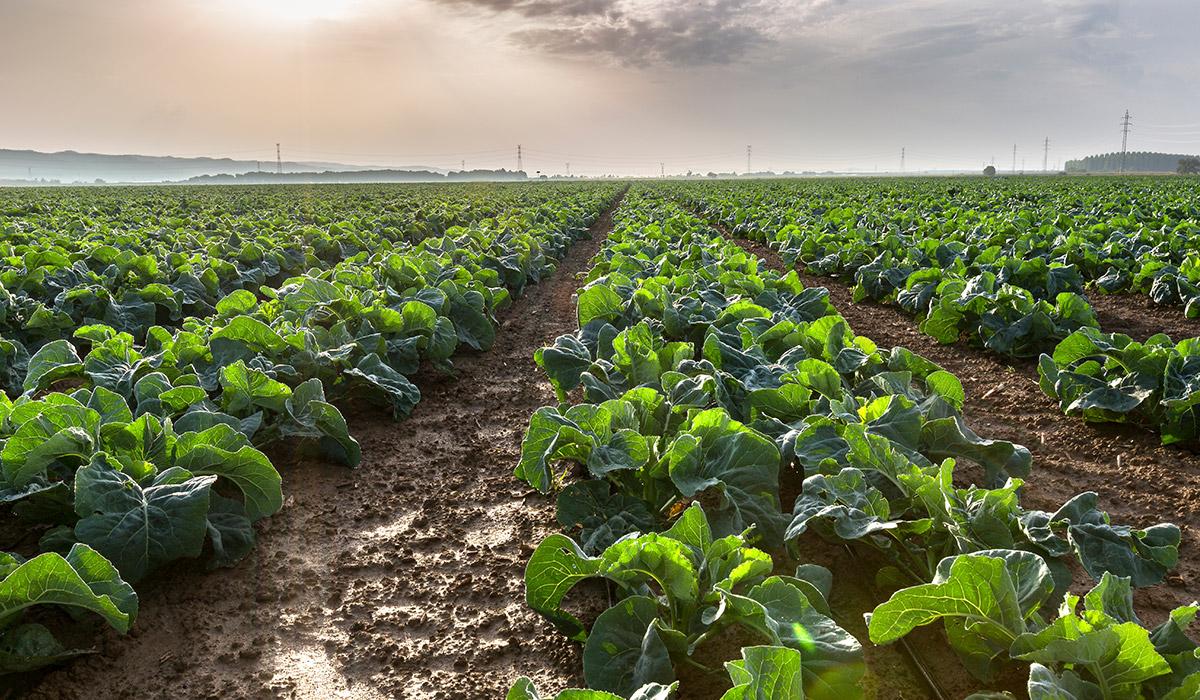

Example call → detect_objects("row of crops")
3 176 1198 696
510 186 1198 699
673 177 1200 445
0 182 621 674
0 183 612 381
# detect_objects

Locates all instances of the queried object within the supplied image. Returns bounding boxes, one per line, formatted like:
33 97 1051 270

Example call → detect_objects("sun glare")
234 0 358 24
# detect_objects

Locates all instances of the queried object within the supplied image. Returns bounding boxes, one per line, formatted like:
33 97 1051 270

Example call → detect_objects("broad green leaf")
219 361 292 416
727 577 865 698
921 416 1032 485
599 534 699 612
1013 622 1170 695
210 315 287 353
1026 662 1102 700
583 596 675 695
506 678 676 700
22 339 84 394
557 480 655 555
215 290 258 316
578 284 625 327
0 623 91 674
73 456 215 582
283 378 361 467
524 533 601 641
666 409 784 545
869 552 1041 680
173 424 282 521
346 352 421 419
1 403 99 487
205 494 256 569
720 645 807 700
786 467 898 542
0 543 136 633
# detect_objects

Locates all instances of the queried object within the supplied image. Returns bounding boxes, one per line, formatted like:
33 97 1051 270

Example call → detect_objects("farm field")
3 176 1200 700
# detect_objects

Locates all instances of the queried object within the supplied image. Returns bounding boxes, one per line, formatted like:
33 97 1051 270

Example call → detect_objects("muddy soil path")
734 236 1198 629
27 191 628 700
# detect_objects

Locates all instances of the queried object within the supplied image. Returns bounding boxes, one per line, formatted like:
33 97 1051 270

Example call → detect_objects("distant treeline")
1065 151 1198 173
183 169 528 184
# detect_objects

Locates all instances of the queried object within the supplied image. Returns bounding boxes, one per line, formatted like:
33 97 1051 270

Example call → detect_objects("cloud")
1047 0 1121 40
445 0 1143 75
428 0 620 18
428 0 840 67
512 8 767 66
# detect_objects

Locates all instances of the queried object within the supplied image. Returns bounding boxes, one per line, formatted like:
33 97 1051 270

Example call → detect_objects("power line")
1137 122 1200 130
516 144 523 172
1120 109 1132 174
523 147 742 164
1133 135 1200 145
1138 129 1200 136
281 146 516 159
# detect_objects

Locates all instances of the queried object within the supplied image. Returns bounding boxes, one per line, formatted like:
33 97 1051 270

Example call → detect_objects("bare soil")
1089 292 1200 342
22 192 627 700
736 238 1198 630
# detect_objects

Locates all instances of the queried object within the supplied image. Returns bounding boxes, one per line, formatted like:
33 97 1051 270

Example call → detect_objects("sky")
2 0 1199 176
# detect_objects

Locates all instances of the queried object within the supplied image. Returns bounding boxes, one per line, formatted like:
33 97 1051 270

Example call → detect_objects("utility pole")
660 162 665 179
1011 144 1017 174
746 145 752 174
517 144 523 172
900 147 905 172
1119 109 1132 173
565 162 570 177
276 143 282 174
461 159 465 171
256 161 260 172
1042 137 1049 172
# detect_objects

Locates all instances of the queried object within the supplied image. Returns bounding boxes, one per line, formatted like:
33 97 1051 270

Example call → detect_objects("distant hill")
0 149 445 183
1065 151 1198 174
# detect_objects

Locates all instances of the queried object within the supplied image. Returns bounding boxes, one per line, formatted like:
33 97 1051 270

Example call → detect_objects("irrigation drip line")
843 545 950 700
